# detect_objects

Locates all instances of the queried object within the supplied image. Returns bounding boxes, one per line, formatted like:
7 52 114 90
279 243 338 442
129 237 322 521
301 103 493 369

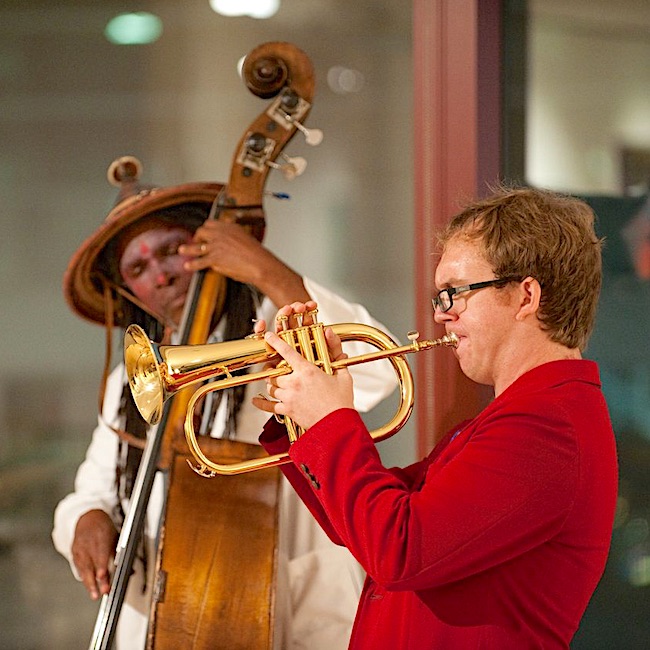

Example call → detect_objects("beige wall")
528 0 650 194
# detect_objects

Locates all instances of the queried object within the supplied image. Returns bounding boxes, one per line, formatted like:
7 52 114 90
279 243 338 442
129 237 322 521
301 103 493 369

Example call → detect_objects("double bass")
89 42 320 650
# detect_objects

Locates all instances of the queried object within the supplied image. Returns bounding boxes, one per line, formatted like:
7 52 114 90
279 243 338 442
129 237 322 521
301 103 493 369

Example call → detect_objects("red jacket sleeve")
259 417 345 545
286 405 580 592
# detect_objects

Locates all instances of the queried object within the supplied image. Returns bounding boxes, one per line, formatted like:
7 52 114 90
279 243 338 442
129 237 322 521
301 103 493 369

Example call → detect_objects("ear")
515 276 541 322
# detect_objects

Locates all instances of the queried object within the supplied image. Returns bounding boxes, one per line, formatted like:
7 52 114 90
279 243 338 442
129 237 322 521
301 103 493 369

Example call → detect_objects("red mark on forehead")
139 242 151 256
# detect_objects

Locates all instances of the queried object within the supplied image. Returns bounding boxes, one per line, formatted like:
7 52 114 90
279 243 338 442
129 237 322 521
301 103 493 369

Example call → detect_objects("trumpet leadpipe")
329 331 459 371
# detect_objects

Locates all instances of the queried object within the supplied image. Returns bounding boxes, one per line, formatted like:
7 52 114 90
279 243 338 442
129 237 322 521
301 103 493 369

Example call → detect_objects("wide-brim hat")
64 156 225 327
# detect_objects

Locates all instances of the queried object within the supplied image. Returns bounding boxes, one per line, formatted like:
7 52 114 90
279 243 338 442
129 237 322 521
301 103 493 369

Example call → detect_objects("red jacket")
261 360 618 649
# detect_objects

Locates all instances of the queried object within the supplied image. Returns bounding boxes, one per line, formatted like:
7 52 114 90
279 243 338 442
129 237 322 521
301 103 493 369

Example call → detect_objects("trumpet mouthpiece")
441 332 459 347
415 332 459 351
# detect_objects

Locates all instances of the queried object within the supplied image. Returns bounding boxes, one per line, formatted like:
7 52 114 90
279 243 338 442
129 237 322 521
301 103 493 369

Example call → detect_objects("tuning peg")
296 121 323 146
281 154 307 179
266 155 307 181
285 114 323 146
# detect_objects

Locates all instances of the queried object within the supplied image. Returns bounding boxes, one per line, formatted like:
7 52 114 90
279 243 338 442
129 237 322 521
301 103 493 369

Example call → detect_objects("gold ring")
200 242 208 254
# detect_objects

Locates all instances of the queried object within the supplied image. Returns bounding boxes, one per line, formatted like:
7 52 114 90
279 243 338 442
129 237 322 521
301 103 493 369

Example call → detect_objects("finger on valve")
274 300 319 331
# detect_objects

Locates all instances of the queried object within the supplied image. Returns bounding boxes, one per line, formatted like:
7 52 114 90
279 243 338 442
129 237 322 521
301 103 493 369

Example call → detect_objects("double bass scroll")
224 42 319 215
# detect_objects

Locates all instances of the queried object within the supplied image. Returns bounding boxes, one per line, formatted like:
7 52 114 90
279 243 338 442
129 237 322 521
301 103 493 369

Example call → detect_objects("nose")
433 306 455 325
151 260 174 287
155 272 169 286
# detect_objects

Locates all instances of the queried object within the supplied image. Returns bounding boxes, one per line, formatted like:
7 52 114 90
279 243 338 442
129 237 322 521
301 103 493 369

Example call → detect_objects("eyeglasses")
432 277 519 313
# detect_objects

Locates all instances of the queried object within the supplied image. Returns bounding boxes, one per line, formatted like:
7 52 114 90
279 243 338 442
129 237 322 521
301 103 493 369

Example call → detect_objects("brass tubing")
124 322 458 476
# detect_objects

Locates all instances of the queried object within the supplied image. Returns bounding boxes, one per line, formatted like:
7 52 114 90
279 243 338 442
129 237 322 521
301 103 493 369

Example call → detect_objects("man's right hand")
71 509 118 600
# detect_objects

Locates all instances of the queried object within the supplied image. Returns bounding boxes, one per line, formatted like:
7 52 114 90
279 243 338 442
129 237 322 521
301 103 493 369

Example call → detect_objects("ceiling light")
105 12 163 45
209 0 280 19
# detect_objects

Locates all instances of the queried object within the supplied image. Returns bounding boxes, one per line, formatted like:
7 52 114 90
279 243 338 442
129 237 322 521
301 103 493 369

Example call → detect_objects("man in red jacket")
253 185 618 649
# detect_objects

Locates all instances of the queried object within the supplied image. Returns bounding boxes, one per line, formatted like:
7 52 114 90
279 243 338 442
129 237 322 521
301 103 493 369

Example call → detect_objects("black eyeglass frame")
432 277 520 313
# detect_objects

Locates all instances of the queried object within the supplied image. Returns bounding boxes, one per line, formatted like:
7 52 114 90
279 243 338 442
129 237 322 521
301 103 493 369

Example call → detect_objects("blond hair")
438 185 603 351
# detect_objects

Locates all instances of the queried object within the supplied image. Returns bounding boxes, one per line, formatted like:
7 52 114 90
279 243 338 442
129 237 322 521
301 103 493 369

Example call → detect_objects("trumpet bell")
124 324 281 426
124 325 167 425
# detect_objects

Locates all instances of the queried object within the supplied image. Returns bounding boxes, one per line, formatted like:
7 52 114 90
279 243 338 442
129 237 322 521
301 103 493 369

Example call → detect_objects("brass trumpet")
124 317 458 476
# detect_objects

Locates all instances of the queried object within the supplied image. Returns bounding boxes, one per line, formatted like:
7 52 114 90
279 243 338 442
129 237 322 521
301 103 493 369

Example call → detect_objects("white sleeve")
51 364 125 573
302 277 399 412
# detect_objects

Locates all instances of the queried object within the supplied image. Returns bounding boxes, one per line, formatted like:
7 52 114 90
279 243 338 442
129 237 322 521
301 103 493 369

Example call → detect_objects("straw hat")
63 156 224 327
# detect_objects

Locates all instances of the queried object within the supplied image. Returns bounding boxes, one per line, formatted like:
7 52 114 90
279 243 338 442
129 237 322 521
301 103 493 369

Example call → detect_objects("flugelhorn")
124 314 458 476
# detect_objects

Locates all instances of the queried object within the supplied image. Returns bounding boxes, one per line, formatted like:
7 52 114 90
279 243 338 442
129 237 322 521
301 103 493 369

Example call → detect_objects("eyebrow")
127 233 186 257
434 278 465 291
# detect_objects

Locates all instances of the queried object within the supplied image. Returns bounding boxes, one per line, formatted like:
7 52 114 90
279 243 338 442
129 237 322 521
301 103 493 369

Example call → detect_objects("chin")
169 313 183 329
458 359 482 385
169 301 188 327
